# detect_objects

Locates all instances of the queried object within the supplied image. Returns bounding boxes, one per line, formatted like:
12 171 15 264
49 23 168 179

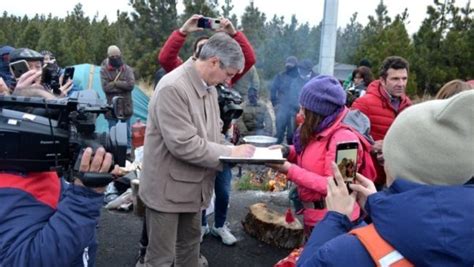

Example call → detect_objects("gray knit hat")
299 75 346 116
384 90 474 185
107 45 121 57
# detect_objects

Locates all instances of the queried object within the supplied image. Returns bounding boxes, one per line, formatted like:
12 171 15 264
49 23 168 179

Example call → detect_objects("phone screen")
197 17 211 29
335 142 358 183
9 60 30 79
197 17 220 29
62 67 75 86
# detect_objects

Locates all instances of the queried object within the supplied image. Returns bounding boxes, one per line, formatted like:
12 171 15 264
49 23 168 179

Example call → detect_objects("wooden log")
242 203 304 249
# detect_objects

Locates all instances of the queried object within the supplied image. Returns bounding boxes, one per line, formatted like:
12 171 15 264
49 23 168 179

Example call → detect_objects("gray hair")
198 32 244 71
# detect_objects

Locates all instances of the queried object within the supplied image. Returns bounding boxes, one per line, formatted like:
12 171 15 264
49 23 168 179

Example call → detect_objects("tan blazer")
139 58 232 213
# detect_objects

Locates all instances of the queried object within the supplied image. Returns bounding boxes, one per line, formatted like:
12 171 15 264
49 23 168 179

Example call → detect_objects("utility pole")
318 0 339 75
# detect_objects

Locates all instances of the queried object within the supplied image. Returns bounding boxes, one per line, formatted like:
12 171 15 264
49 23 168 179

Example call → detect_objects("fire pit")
242 135 277 147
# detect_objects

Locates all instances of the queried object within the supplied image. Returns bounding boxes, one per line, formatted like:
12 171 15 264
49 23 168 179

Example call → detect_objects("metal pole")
318 0 339 75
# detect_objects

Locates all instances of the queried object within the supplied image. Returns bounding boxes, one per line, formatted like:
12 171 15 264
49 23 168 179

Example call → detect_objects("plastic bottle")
131 119 146 148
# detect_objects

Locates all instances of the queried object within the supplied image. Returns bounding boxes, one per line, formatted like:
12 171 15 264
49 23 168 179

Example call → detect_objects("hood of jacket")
367 179 474 266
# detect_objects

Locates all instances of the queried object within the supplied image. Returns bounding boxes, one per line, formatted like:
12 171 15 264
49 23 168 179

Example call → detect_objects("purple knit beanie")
299 75 346 116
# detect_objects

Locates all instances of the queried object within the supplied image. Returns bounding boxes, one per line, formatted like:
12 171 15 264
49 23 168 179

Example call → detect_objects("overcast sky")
2 0 471 34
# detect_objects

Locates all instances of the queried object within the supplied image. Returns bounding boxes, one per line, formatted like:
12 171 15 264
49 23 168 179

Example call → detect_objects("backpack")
329 110 377 181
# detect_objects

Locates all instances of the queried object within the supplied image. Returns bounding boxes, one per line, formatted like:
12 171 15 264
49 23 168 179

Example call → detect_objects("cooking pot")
242 135 277 147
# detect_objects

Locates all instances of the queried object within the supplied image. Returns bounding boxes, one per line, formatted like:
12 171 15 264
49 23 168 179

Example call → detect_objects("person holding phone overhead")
158 14 255 87
267 75 376 237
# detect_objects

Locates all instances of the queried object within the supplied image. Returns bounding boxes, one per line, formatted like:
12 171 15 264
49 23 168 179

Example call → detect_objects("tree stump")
242 203 304 249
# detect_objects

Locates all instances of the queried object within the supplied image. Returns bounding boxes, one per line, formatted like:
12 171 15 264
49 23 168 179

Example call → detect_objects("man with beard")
100 45 135 150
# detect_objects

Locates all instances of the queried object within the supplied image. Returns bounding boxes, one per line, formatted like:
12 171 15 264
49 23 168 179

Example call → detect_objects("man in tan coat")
139 33 255 267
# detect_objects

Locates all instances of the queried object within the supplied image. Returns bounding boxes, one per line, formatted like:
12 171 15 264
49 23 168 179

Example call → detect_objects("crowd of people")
0 12 473 267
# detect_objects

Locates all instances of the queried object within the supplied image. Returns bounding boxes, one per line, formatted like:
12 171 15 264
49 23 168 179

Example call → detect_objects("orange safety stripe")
350 224 414 267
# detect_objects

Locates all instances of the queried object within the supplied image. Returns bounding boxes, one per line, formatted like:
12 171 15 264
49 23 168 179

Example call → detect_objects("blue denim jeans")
202 164 232 228
275 108 296 144
107 118 131 149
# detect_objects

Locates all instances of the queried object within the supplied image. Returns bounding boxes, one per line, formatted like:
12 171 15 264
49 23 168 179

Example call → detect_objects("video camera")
346 85 366 107
0 90 127 187
216 84 242 134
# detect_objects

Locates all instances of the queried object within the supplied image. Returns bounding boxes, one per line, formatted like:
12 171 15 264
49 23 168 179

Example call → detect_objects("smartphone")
62 67 75 86
335 142 358 184
197 17 221 30
9 60 30 79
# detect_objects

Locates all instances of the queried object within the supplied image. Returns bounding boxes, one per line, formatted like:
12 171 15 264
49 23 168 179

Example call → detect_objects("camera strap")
113 70 123 82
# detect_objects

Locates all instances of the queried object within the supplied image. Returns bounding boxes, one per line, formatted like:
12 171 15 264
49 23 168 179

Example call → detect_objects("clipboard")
219 147 285 165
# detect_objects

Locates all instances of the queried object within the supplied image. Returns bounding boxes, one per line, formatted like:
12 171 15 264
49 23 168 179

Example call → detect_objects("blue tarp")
72 64 149 133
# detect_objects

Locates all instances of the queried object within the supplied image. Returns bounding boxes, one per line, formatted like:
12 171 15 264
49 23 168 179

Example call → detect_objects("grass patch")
235 173 272 191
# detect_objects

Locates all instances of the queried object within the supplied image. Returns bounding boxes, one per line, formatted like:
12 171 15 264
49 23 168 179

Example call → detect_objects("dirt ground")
96 187 298 267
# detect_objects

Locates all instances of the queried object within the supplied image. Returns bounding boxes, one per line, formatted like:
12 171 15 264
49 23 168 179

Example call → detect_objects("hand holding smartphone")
62 67 75 86
9 60 30 79
335 142 358 192
197 17 221 30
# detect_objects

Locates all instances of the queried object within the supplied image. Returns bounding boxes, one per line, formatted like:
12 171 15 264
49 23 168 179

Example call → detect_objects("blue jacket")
0 172 103 267
270 67 300 111
298 179 474 267
0 61 15 90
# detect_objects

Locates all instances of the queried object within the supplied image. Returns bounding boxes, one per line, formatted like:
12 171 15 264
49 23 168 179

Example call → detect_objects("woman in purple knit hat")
268 75 375 236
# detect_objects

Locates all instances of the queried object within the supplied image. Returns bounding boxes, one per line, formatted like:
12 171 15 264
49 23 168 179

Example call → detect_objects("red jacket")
351 80 412 141
286 108 364 227
351 80 411 184
158 30 256 86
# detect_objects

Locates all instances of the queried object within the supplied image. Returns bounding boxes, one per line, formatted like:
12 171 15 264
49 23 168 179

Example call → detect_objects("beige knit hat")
107 45 121 57
383 90 474 185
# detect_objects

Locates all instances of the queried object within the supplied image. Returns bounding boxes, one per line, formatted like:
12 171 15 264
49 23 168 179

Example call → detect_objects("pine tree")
128 0 178 80
336 13 364 64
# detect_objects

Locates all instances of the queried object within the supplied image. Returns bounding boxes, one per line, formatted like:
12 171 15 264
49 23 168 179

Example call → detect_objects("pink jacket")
286 108 362 226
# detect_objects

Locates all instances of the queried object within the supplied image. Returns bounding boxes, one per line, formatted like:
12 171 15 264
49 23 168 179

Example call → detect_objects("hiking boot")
200 224 210 243
210 224 237 245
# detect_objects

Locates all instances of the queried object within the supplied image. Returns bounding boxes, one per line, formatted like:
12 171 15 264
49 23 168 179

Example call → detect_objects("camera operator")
0 147 119 266
40 50 82 96
9 48 73 98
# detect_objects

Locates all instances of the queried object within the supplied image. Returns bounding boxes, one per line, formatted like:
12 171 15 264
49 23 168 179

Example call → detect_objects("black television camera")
0 90 127 187
346 85 366 107
216 84 243 134
42 62 61 95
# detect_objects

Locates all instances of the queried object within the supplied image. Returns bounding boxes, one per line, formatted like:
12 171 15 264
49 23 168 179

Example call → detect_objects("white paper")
252 147 283 159
220 147 283 160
